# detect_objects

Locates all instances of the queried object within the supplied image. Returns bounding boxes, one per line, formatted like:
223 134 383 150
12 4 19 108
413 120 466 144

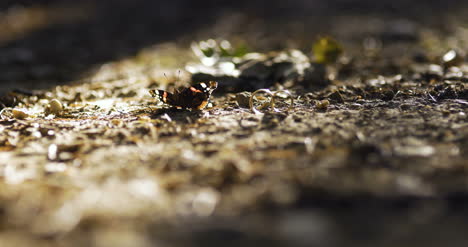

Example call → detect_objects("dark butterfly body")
149 81 218 110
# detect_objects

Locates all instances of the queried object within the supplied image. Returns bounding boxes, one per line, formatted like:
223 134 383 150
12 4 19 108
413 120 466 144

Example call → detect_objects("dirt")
0 1 467 246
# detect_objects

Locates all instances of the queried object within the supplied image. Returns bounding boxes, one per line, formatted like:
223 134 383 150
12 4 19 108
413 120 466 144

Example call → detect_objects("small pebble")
236 91 252 108
315 99 330 110
49 99 63 114
442 49 464 67
111 119 123 127
48 144 58 160
12 109 29 119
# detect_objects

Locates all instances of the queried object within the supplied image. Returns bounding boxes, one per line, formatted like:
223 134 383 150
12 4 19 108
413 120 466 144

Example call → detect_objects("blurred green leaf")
313 36 344 64
232 43 248 58
201 47 215 57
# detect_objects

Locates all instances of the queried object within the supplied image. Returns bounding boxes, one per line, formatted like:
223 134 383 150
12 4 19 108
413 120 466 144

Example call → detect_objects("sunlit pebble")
4 164 36 184
49 99 63 114
192 189 219 217
45 163 67 173
428 64 443 75
368 76 386 86
59 152 74 161
181 149 198 163
445 67 463 78
110 119 123 127
395 145 435 157
315 99 330 109
89 98 115 109
31 131 42 138
443 50 457 62
12 109 29 119
291 49 307 59
48 144 58 160
396 175 432 196
304 137 317 154
188 129 197 137
128 179 160 199
138 115 151 121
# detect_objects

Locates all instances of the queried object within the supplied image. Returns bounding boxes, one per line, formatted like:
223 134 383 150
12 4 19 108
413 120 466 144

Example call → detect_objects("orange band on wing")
190 87 202 93
196 100 208 110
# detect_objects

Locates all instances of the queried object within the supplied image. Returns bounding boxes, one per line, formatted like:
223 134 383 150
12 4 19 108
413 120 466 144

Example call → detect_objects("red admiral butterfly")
149 81 218 110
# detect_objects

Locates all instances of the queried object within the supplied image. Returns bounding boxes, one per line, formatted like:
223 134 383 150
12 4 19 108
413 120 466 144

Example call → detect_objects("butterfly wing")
187 82 217 109
191 81 217 93
149 81 217 109
149 89 176 105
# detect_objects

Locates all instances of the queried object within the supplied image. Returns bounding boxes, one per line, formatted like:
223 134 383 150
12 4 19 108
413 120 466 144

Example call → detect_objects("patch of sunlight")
87 98 117 110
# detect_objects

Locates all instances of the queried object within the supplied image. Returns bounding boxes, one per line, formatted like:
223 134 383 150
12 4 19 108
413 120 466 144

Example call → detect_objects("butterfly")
149 81 218 110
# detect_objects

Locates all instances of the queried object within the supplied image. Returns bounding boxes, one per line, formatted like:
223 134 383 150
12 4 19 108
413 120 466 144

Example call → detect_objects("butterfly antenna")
177 70 181 83
163 72 168 81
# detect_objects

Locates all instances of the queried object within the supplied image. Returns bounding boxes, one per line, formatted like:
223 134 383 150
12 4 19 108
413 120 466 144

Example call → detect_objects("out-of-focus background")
0 0 466 92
